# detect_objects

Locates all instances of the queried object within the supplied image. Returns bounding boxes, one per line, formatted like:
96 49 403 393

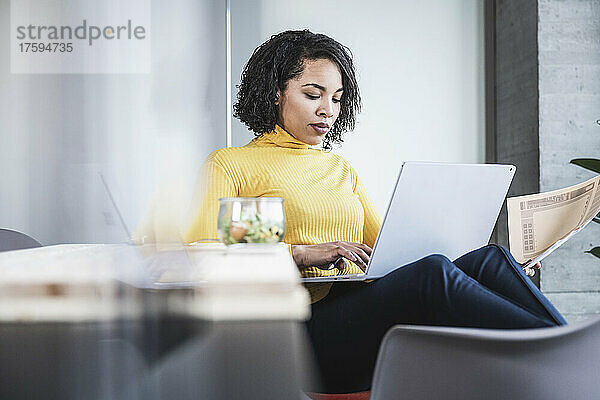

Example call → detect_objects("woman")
184 29 566 394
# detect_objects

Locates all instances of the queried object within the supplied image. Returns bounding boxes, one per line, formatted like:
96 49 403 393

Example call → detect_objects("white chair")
370 316 600 400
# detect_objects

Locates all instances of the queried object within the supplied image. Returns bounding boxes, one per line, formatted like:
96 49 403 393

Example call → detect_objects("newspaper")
507 174 600 267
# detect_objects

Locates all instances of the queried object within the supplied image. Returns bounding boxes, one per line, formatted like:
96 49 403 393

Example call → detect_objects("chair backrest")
370 316 600 400
0 229 42 252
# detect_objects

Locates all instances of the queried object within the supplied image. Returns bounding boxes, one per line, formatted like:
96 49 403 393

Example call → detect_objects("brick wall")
538 0 600 323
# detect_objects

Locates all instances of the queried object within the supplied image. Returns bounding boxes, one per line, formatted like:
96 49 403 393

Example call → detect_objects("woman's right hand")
290 241 372 271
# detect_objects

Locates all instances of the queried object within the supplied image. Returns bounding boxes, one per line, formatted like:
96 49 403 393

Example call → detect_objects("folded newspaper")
508 174 600 268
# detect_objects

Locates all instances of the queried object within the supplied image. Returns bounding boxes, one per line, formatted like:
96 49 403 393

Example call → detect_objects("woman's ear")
275 90 281 105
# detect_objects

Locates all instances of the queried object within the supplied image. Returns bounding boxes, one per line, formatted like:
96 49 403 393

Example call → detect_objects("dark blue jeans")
305 244 567 393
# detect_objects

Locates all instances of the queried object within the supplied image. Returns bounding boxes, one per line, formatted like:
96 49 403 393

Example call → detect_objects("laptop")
301 162 516 282
98 172 202 288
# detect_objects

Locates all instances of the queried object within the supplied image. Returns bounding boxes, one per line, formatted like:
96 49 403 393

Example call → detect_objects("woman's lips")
310 124 328 134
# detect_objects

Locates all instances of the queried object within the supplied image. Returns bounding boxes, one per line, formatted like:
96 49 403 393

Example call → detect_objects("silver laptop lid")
365 162 515 278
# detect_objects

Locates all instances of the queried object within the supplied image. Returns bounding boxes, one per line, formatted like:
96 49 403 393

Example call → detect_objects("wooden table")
0 243 312 399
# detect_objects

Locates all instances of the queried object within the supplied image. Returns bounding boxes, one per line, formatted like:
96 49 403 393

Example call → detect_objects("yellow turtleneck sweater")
184 125 382 303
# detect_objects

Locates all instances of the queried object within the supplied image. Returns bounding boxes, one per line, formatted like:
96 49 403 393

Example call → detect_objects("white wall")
231 0 485 215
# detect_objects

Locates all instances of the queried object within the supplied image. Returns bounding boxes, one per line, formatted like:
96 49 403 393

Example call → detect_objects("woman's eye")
305 94 341 104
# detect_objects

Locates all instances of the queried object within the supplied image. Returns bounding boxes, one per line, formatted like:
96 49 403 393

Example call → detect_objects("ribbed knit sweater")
184 124 382 303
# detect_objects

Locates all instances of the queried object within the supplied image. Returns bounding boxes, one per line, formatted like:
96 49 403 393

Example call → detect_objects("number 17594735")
18 42 73 52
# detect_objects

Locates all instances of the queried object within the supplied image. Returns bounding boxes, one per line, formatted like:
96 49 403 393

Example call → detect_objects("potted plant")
570 119 600 259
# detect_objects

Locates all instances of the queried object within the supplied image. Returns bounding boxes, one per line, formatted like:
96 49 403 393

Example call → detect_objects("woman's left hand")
522 262 541 277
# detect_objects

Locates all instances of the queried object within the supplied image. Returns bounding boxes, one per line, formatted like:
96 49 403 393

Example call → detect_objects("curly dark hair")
233 29 361 151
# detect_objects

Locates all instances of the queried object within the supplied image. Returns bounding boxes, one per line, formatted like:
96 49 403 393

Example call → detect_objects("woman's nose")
317 100 334 117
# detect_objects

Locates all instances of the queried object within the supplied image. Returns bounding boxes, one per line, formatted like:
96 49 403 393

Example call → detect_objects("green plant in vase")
570 119 600 260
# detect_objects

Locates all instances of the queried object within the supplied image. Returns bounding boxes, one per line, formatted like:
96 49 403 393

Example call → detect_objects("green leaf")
594 215 600 225
585 247 600 260
570 158 600 174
